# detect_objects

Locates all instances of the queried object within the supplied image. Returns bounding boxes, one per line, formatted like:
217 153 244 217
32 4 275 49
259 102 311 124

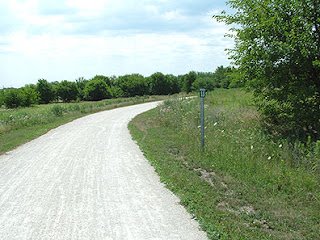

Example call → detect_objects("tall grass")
0 95 163 153
129 89 320 239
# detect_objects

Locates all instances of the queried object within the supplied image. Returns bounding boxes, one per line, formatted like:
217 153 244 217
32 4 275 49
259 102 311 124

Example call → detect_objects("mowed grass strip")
0 95 169 154
129 89 320 240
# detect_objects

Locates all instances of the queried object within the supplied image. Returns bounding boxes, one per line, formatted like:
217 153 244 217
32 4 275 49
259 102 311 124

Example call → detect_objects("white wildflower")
214 122 218 126
279 144 282 148
268 156 272 160
251 145 253 150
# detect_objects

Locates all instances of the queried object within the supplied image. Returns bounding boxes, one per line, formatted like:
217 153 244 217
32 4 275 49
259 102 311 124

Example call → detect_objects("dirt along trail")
0 101 208 240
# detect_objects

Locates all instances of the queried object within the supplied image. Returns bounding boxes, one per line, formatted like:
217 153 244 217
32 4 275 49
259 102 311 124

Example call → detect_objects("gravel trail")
0 102 208 240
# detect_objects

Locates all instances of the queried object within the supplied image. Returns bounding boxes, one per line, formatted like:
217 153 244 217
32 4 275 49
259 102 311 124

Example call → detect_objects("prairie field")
0 95 166 154
129 89 320 239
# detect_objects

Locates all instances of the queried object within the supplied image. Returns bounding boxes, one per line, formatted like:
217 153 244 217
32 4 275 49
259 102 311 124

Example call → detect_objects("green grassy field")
129 89 320 239
0 95 169 154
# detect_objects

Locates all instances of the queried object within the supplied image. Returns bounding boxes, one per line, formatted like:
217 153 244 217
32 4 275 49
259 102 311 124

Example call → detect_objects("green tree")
3 88 23 108
115 74 149 97
215 0 320 139
76 77 88 101
91 75 111 86
166 74 181 94
20 85 39 107
149 72 170 95
0 89 4 106
57 80 78 102
84 80 112 101
36 79 55 104
191 77 215 91
3 86 39 108
182 71 197 93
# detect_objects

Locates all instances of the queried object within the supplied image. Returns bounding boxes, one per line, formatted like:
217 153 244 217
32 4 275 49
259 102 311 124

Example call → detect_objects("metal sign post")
200 88 206 148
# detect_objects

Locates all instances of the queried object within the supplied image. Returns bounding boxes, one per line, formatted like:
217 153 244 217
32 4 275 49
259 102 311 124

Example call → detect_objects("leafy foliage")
0 89 5 106
3 89 23 108
84 79 112 101
36 79 55 104
130 89 319 239
3 86 38 108
215 0 320 139
76 77 89 101
182 71 197 93
115 74 149 97
149 72 172 95
57 80 78 102
91 75 111 86
1 67 242 109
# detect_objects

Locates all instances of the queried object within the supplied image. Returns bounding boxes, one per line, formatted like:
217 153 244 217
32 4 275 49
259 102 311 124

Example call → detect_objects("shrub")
84 80 112 101
3 89 23 108
20 86 39 107
57 80 78 102
0 89 4 106
51 105 64 117
114 74 149 97
191 77 215 92
215 0 320 140
36 79 55 104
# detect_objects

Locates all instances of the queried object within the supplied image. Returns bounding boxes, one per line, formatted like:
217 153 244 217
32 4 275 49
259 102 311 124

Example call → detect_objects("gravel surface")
0 102 208 240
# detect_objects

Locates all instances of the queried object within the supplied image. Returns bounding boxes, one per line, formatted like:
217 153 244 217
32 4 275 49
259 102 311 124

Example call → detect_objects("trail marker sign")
200 89 206 148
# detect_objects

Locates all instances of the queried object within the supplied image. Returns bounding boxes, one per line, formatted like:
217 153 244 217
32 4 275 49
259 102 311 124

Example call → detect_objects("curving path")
0 102 207 240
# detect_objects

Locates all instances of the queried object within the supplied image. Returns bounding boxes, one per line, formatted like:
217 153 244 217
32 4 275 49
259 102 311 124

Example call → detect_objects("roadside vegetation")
0 66 237 154
0 66 238 109
129 89 319 239
129 1 320 238
0 95 169 154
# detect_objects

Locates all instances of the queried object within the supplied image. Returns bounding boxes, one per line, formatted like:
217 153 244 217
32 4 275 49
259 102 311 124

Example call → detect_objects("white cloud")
0 0 233 88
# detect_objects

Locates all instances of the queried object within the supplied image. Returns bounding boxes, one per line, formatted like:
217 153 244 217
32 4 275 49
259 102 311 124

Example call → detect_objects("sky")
0 0 233 88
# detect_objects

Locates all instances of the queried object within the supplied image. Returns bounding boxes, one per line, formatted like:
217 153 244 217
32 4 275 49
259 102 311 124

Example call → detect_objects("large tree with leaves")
215 0 320 139
36 79 55 104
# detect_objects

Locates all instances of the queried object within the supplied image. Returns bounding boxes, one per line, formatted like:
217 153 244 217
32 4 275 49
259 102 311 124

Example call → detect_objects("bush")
51 105 64 117
182 71 196 93
3 89 23 108
149 72 174 95
57 80 78 102
115 74 149 97
0 89 4 106
191 77 215 92
215 0 320 140
3 87 39 109
20 86 39 107
36 79 55 104
84 80 112 101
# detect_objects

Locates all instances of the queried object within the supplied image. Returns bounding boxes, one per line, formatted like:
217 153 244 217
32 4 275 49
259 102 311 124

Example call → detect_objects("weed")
129 89 320 239
51 105 64 117
0 95 174 154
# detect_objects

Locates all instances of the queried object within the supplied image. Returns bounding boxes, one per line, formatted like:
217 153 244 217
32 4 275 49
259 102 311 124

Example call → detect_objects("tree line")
0 66 241 109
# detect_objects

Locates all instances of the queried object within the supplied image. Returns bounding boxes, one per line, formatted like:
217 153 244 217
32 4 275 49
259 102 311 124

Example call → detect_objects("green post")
200 89 206 148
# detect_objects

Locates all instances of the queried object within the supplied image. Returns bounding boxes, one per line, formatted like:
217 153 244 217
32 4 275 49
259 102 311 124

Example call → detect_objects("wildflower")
198 125 201 128
268 156 271 160
279 144 282 148
251 145 253 150
221 130 224 133
214 122 218 126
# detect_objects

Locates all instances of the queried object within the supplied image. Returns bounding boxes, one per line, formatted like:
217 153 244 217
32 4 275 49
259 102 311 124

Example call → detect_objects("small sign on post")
200 88 206 148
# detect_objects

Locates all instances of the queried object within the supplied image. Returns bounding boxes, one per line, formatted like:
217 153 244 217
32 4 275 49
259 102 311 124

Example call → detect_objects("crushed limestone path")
0 102 208 240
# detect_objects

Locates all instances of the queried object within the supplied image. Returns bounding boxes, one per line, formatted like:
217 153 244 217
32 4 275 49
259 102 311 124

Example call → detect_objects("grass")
0 95 171 154
129 88 320 239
